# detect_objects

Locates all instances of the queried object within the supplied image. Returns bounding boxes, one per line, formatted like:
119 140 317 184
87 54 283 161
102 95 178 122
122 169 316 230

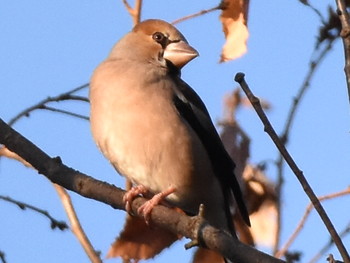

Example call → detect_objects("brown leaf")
192 248 225 263
220 0 249 62
243 165 278 248
107 215 180 261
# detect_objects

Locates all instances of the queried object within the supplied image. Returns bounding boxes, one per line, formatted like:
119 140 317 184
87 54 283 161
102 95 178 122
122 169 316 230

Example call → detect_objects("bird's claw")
185 204 206 250
123 185 148 214
137 186 176 224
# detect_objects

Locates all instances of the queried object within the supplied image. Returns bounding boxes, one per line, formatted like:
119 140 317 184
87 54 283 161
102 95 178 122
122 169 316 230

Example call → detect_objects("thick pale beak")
163 40 199 68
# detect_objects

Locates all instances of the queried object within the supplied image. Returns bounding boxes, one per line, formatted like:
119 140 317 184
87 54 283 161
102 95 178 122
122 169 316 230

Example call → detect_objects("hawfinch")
90 19 250 262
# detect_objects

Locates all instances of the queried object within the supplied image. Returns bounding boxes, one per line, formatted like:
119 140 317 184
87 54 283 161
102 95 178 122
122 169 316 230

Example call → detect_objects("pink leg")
138 186 177 224
123 185 148 213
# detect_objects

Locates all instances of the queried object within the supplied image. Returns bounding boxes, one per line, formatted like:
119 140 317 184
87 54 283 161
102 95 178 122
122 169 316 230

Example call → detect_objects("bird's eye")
152 32 166 43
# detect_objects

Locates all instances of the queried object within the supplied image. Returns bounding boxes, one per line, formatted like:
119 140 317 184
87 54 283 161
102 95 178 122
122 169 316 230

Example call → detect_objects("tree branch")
276 187 350 258
309 222 350 263
171 4 222 25
8 83 89 126
40 105 89 121
234 73 350 263
0 195 68 230
274 38 335 253
0 117 284 263
54 185 102 263
122 0 143 26
335 0 350 104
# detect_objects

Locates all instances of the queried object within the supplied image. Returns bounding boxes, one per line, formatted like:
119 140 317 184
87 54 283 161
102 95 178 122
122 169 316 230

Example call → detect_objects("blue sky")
1 1 349 263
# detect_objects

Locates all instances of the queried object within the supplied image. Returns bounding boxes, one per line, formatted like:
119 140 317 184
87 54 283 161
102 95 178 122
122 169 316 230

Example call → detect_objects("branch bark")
335 0 350 104
0 117 284 263
235 72 350 263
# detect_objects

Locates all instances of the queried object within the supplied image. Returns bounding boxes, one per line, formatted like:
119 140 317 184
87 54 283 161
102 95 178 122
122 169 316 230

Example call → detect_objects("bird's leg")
138 186 177 224
123 184 148 213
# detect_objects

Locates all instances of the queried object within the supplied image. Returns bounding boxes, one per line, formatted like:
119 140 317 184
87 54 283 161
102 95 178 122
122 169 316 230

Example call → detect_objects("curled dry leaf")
107 214 179 261
220 0 249 62
243 165 278 248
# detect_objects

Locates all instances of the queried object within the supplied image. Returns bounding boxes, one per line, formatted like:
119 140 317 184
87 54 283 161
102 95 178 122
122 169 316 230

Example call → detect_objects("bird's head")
110 19 199 69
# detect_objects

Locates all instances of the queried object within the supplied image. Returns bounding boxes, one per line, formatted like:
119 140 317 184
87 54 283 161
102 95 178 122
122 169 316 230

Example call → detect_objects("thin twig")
281 40 334 147
8 83 89 126
122 0 143 25
134 0 142 25
54 185 102 263
235 73 350 263
122 0 133 13
309 222 350 263
276 187 350 258
0 195 68 230
335 0 350 104
41 105 89 121
273 38 335 253
172 4 222 25
299 0 327 24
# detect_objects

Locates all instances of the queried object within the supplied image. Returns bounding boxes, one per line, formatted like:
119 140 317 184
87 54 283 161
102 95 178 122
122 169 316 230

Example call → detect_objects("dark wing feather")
171 76 250 227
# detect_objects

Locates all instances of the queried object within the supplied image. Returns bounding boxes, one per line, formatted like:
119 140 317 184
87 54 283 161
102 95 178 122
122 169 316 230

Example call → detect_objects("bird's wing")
171 76 250 227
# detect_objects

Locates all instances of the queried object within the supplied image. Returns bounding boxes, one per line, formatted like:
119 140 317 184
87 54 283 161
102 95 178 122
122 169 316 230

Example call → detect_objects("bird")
90 19 250 262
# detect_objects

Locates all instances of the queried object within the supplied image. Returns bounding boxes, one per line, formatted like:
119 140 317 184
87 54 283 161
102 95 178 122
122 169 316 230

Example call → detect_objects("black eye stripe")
152 32 168 48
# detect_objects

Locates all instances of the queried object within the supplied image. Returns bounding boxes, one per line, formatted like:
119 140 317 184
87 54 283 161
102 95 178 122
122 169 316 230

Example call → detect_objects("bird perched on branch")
90 19 250 262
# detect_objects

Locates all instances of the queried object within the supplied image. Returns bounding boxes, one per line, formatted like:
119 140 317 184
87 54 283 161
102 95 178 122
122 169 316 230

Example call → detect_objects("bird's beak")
164 40 199 68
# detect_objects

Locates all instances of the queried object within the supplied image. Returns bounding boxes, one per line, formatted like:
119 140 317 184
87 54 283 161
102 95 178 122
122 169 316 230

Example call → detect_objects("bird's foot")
185 204 205 250
138 186 176 224
123 185 148 213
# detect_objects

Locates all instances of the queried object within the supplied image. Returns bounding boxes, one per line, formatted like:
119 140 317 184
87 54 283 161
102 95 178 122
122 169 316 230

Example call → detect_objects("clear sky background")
1 1 349 263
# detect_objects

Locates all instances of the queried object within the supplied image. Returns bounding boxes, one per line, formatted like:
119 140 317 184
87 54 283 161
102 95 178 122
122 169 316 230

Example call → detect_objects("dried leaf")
249 200 278 247
192 248 225 263
220 0 249 62
243 165 278 247
107 215 179 260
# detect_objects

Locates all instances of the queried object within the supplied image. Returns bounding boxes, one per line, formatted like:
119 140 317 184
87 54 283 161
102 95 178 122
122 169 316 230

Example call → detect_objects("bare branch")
335 0 350 104
299 0 326 24
235 73 350 263
54 185 102 263
0 117 285 263
309 222 350 263
172 4 222 25
280 40 334 147
122 0 133 13
41 105 89 121
0 195 68 231
122 0 143 26
8 83 89 126
276 187 350 258
134 0 143 25
274 38 335 253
